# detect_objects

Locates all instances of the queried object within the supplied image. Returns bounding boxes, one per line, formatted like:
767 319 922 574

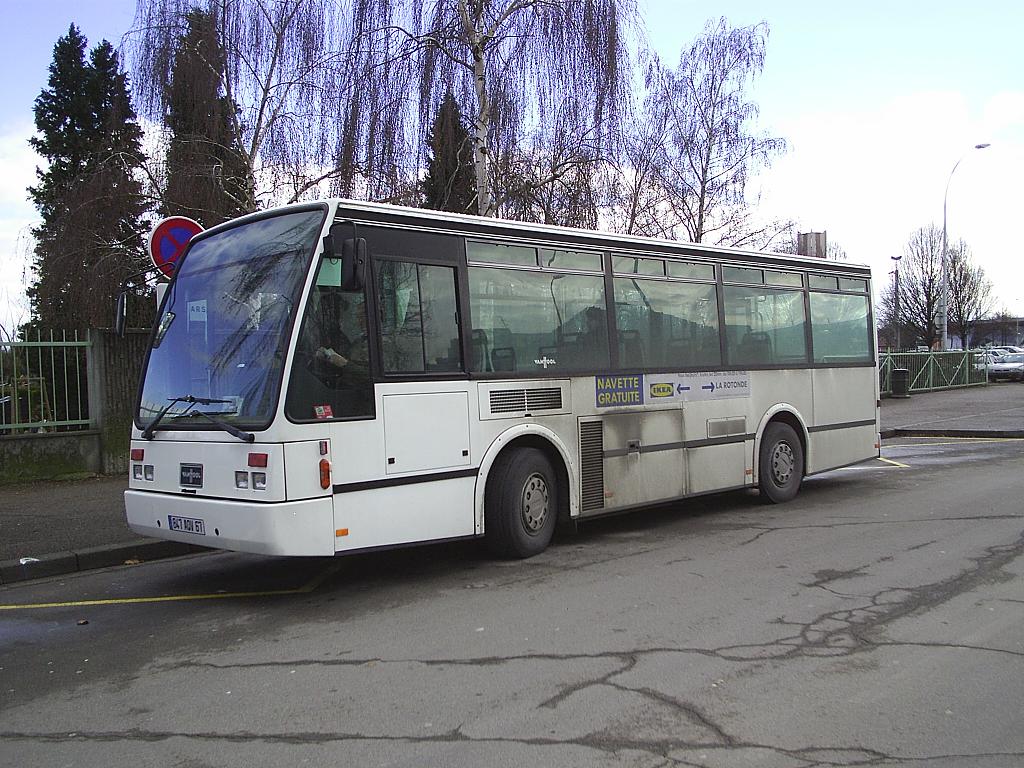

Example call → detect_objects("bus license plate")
168 515 206 535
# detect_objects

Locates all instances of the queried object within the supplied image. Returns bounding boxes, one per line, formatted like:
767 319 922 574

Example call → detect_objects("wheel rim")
520 472 550 534
770 441 795 486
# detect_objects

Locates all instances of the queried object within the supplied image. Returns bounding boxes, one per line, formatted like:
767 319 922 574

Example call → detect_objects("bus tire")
485 447 558 558
758 422 803 504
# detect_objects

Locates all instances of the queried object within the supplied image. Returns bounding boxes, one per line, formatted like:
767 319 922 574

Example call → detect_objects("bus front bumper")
125 490 335 556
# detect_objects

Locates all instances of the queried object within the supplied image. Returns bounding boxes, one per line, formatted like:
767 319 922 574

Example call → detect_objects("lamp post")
891 254 903 350
939 142 990 350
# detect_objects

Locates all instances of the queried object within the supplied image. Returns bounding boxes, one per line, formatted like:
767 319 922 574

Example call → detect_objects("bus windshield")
136 208 326 431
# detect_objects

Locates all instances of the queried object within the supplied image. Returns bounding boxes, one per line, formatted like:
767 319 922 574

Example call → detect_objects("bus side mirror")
321 225 366 292
341 237 367 292
115 290 127 338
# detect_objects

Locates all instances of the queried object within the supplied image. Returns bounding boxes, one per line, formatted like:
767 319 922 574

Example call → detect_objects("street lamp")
891 254 903 350
939 142 990 350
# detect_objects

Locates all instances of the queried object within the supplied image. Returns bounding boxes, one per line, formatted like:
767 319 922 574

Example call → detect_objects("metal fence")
0 329 91 433
879 350 988 395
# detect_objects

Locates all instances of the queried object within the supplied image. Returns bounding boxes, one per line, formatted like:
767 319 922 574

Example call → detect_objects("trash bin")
891 368 910 398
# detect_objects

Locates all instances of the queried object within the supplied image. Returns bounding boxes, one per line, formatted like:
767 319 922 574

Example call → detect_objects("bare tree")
946 239 994 349
658 18 786 246
335 0 635 215
132 0 349 207
495 101 604 228
601 69 677 238
877 226 943 349
602 19 787 247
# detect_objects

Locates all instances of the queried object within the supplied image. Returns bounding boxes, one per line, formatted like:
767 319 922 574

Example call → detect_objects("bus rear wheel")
485 447 558 558
758 422 803 503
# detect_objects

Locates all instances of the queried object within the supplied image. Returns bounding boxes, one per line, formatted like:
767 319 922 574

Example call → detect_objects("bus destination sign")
594 372 750 407
595 375 644 407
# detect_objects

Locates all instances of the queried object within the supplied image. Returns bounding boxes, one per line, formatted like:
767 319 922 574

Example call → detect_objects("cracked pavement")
1 437 1022 767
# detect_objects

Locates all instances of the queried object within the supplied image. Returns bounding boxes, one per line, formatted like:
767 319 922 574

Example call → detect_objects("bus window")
467 240 537 267
613 278 721 369
376 261 462 373
667 260 715 281
810 292 872 363
724 286 808 365
539 248 603 272
468 267 608 373
612 255 664 276
285 276 374 421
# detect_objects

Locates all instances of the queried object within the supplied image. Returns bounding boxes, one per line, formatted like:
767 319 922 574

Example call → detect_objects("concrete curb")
0 540 210 585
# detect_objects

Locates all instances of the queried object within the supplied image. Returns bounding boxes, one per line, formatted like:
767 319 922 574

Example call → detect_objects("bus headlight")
252 472 267 491
235 471 249 489
133 464 143 480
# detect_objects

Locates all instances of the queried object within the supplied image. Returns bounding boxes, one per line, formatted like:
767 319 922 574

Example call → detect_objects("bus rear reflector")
248 452 268 467
319 459 331 489
131 448 144 461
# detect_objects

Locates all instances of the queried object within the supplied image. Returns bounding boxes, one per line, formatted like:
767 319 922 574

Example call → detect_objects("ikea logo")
649 382 674 398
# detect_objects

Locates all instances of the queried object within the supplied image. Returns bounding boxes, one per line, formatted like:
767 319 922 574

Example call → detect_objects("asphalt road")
1 437 1022 767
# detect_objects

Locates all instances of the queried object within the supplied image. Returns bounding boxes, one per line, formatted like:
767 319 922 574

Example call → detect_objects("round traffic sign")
148 216 203 279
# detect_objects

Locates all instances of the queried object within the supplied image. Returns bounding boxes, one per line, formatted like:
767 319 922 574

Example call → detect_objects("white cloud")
754 89 1024 314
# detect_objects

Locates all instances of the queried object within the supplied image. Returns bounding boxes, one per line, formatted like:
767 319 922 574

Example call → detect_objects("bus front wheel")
485 447 558 558
758 422 803 503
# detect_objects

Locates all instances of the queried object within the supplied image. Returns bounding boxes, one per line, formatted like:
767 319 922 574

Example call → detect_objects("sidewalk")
2 383 1021 584
880 383 1024 438
0 475 203 584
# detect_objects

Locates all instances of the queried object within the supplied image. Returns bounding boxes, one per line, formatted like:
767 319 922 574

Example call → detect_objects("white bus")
125 200 879 558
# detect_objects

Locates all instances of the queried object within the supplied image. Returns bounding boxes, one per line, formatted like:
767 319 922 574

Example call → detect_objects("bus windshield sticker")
595 375 644 407
314 404 334 419
645 372 751 402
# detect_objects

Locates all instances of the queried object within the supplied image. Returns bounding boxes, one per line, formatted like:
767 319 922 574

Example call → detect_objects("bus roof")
209 198 873 277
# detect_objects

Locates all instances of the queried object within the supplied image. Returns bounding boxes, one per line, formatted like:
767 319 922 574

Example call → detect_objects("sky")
1 0 1022 334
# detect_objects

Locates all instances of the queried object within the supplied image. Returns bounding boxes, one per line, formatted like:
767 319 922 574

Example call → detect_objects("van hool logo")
649 382 675 398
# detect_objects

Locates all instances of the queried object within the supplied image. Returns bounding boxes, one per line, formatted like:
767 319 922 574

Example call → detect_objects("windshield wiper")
141 395 237 440
173 408 255 443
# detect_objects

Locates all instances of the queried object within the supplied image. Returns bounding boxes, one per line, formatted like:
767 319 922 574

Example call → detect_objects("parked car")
973 353 998 372
985 353 1024 381
990 346 1024 355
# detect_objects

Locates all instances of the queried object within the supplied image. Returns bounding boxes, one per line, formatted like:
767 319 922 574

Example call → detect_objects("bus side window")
377 261 462 374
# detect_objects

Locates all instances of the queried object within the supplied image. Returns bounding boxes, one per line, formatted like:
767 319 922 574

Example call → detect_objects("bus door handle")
626 439 641 457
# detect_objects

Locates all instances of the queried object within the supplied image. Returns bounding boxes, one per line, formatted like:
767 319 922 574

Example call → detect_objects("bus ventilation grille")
489 388 562 414
579 421 605 512
526 388 562 411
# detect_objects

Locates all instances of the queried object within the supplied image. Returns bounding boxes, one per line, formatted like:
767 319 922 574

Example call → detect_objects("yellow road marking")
876 456 911 468
834 458 907 471
0 562 342 612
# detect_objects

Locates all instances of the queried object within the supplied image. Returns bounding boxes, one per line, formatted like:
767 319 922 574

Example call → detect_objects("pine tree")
162 9 252 226
421 92 475 213
28 26 149 329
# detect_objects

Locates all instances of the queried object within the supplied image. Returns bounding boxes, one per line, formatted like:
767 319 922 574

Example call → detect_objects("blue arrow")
701 382 715 392
677 384 690 393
